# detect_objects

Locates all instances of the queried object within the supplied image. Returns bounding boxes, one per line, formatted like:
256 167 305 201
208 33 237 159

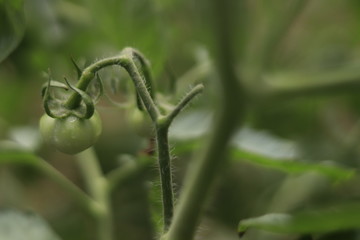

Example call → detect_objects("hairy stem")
155 123 174 231
165 84 204 126
122 47 155 98
122 58 160 122
62 47 204 237
155 83 204 231
76 148 113 240
64 49 160 121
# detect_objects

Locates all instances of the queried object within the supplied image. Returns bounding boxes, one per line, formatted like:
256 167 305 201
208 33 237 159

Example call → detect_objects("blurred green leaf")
238 204 360 235
0 209 61 240
266 172 330 213
233 150 354 181
171 113 354 181
9 126 41 151
0 0 25 62
169 110 212 140
0 142 39 165
231 127 354 181
232 127 299 159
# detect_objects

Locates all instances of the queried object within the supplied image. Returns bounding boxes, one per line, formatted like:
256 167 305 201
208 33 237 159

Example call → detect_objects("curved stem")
164 84 204 126
122 47 155 98
122 58 160 122
64 49 160 122
75 148 113 240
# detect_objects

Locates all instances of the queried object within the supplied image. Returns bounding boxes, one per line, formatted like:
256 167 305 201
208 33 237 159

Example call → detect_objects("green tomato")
39 111 102 154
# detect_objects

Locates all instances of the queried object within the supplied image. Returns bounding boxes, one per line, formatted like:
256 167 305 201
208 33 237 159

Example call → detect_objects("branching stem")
63 47 204 233
155 83 204 231
64 50 160 122
164 84 204 126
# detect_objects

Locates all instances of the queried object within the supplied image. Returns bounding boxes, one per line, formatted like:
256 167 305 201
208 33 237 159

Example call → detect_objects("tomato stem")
155 124 174 231
164 84 204 126
64 48 159 121
63 47 205 236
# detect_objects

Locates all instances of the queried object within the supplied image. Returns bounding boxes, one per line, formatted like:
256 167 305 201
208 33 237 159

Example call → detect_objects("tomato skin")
39 111 102 154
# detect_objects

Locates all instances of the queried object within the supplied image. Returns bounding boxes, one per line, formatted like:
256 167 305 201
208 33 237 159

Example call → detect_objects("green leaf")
233 150 354 181
169 110 211 140
231 127 354 181
238 204 360 236
0 0 25 62
8 126 41 151
0 209 61 240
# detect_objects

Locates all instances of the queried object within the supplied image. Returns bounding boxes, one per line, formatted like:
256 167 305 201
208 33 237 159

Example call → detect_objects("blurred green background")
2 0 360 240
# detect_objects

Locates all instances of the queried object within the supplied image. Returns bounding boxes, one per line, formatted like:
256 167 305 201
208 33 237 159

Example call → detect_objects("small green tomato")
39 111 102 154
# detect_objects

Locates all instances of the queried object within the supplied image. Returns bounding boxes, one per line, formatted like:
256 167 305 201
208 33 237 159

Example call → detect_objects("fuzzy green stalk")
63 48 203 234
156 83 204 231
155 122 174 230
64 50 159 122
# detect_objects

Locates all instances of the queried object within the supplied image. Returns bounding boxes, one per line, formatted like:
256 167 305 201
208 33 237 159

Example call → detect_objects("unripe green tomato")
39 111 102 154
127 108 153 137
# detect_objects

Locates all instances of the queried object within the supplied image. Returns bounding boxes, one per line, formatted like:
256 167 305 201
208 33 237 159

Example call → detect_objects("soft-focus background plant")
2 0 360 240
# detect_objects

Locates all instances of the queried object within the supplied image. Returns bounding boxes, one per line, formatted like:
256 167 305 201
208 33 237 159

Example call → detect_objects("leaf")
8 126 41 151
170 118 354 181
231 127 354 181
266 172 330 213
232 127 299 159
169 110 212 140
238 204 360 236
0 0 25 62
0 209 61 240
233 150 354 181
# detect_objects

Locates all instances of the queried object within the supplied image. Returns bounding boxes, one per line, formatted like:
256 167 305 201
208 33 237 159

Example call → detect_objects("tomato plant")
2 1 360 240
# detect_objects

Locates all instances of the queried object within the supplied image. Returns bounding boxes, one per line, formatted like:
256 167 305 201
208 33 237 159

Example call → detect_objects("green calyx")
40 71 102 154
42 73 96 120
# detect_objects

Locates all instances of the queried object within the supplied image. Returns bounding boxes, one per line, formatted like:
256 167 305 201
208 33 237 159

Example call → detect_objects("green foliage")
232 150 354 182
238 204 360 235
